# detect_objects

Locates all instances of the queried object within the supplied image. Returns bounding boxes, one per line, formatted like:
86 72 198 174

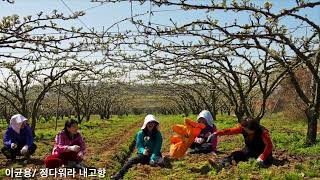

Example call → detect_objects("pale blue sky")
0 0 319 62
0 0 319 81
1 0 318 33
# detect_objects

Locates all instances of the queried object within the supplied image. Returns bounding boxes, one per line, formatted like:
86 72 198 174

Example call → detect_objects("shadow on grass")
270 157 290 167
0 157 43 169
162 155 173 169
189 164 211 175
14 158 44 166
27 158 43 166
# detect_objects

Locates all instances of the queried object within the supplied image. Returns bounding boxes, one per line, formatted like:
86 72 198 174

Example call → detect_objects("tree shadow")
15 158 44 166
28 158 44 166
270 157 290 167
162 155 173 169
189 164 211 175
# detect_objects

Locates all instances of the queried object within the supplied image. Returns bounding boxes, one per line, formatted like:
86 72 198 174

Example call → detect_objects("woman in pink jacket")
44 119 86 169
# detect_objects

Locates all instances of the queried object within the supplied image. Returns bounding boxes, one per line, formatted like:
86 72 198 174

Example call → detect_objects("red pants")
44 151 80 169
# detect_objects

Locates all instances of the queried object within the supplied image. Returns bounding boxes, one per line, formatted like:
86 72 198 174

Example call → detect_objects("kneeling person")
189 110 218 154
44 119 86 170
1 114 37 162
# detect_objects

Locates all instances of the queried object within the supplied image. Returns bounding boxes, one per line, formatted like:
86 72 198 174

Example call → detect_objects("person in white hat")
1 114 37 162
111 114 163 180
189 110 218 154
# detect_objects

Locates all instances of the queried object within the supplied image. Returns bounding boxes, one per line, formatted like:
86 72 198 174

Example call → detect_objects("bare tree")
95 0 319 145
0 8 130 134
58 75 97 124
1 0 14 4
0 97 15 124
94 82 125 120
0 11 106 133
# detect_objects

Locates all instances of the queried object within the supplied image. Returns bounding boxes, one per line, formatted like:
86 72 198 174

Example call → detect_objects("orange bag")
169 118 205 159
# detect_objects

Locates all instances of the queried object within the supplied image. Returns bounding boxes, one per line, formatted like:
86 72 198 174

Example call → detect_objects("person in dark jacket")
189 110 218 154
209 117 273 170
111 114 163 180
1 114 37 162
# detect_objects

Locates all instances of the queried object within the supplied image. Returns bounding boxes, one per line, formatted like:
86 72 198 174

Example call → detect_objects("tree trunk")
85 106 91 122
305 106 318 145
235 109 245 123
85 114 90 121
77 112 81 124
211 108 216 121
3 106 11 124
21 102 29 118
5 118 9 124
31 112 38 137
106 104 111 120
100 113 105 120
210 89 217 121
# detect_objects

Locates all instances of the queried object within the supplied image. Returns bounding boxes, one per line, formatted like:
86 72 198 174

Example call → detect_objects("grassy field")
0 114 319 179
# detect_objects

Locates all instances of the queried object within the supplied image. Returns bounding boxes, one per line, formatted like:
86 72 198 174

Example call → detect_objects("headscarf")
10 114 28 134
197 110 214 127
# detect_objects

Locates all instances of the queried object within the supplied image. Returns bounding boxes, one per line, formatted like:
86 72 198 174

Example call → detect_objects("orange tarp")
169 118 205 159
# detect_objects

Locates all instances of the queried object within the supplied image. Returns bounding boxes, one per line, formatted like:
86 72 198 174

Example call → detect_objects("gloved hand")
149 159 156 166
156 157 165 166
194 137 204 144
210 151 217 157
144 136 151 142
149 157 165 167
143 148 150 156
11 143 17 149
78 151 84 159
20 145 29 155
68 145 80 152
256 157 265 167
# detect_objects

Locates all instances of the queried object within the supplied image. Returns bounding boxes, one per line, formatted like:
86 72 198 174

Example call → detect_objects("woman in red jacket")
209 117 273 170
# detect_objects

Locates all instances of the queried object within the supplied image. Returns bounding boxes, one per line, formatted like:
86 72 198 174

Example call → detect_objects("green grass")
0 113 319 179
262 113 320 155
124 114 320 179
0 114 144 179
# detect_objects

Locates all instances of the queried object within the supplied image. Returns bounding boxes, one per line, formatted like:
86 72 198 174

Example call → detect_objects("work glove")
149 159 156 166
68 145 80 152
11 143 17 149
256 157 265 167
78 151 84 159
194 137 204 144
20 145 29 155
143 148 150 156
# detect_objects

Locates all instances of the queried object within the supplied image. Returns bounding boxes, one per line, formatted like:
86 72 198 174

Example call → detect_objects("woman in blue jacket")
1 114 37 161
111 114 163 179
